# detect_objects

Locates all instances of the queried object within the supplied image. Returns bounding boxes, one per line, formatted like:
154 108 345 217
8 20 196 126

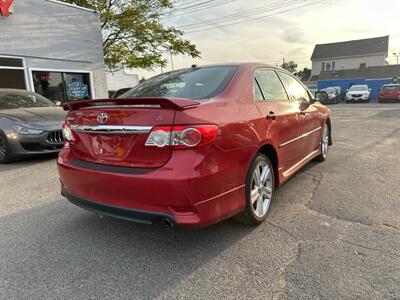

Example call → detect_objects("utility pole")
169 47 175 71
394 52 400 65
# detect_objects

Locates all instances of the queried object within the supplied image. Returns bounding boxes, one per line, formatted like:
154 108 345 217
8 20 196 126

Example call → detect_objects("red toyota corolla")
58 63 332 228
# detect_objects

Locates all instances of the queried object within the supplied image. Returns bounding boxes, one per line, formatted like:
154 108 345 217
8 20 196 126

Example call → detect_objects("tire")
233 153 275 225
315 123 329 162
0 131 14 163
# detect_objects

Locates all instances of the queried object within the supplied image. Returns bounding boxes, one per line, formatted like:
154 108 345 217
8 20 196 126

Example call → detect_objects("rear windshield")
120 66 238 100
0 90 55 110
382 85 400 91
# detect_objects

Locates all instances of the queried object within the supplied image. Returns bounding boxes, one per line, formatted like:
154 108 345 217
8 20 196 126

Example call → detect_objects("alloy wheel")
250 160 273 218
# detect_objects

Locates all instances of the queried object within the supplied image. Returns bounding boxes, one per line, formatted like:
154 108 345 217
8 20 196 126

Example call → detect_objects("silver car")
0 89 66 163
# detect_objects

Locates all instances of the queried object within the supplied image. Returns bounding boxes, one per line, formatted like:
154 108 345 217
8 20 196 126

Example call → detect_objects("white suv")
346 85 371 103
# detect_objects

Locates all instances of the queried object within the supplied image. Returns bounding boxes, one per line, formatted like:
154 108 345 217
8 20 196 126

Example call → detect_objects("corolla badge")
97 113 109 124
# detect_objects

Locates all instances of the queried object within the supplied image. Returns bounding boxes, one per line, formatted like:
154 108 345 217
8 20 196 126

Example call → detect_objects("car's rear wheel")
234 153 274 225
315 123 329 162
0 132 13 163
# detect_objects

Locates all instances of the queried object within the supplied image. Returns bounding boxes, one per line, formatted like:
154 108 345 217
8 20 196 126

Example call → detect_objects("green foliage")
60 0 200 71
295 67 311 81
280 60 298 74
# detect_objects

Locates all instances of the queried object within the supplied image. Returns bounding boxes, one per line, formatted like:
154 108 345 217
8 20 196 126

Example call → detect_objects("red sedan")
58 63 332 227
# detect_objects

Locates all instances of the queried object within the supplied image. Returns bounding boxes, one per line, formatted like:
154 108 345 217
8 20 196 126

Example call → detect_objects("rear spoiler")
63 97 201 111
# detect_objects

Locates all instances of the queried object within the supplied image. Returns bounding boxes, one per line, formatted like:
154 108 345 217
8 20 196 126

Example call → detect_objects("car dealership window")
254 69 289 101
0 56 26 90
279 72 311 101
32 71 92 103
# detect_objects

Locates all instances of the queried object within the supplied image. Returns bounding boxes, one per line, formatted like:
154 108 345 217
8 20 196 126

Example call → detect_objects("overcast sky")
135 0 400 78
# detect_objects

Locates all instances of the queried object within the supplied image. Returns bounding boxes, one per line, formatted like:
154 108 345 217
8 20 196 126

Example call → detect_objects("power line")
166 0 235 17
178 0 302 29
186 0 323 33
175 0 223 11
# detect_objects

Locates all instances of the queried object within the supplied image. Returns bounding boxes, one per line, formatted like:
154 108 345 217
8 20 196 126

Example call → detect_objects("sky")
135 0 400 79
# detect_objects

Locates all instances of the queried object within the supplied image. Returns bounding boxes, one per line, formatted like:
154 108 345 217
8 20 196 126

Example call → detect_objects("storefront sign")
0 0 14 17
68 82 89 99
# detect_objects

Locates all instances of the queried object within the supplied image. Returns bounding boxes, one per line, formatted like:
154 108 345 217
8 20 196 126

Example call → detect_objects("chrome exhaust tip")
161 218 174 227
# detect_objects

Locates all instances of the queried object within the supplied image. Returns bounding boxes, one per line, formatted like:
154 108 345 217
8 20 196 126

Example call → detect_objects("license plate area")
91 135 136 160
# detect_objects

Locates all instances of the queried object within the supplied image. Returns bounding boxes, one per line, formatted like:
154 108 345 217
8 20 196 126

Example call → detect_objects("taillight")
145 125 218 149
62 123 77 143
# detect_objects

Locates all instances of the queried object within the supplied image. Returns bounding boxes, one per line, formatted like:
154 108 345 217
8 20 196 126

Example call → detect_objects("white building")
0 0 108 102
106 68 139 93
310 36 389 80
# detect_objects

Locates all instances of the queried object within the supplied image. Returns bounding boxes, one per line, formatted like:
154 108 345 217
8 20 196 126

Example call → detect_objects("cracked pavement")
1 103 399 299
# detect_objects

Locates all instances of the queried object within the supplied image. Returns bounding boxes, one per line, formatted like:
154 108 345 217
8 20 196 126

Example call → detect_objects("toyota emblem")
97 113 109 124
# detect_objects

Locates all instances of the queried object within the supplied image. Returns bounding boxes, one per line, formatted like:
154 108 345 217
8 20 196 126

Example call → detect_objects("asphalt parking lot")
1 103 399 299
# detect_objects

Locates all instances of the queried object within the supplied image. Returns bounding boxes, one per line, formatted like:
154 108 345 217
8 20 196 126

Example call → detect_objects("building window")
325 62 331 71
0 57 23 68
0 56 26 89
32 71 92 103
322 61 336 72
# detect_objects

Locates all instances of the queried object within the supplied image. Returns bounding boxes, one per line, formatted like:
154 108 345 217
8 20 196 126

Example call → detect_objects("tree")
280 60 298 74
60 0 200 71
295 67 311 81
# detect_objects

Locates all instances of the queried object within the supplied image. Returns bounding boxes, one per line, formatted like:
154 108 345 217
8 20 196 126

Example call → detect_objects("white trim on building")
45 0 97 13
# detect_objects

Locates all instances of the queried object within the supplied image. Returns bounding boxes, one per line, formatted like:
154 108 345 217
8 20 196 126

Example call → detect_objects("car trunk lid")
64 98 201 168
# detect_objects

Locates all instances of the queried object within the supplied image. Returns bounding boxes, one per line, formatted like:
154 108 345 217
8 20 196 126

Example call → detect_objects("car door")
278 71 322 157
253 68 303 172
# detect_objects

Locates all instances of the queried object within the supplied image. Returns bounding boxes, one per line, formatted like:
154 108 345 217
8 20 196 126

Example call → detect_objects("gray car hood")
0 107 66 130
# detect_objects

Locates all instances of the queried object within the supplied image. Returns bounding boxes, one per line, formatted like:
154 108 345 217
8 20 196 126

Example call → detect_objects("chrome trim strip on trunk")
70 125 152 134
279 126 321 148
81 105 162 109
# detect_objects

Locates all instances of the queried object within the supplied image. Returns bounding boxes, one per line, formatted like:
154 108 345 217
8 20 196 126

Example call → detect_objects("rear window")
0 90 55 110
382 85 400 91
120 66 238 100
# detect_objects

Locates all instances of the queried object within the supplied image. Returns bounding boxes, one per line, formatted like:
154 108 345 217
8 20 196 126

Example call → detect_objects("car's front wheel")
234 153 274 225
0 132 13 163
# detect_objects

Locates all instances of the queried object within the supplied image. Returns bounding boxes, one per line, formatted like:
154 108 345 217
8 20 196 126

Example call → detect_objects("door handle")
266 111 277 120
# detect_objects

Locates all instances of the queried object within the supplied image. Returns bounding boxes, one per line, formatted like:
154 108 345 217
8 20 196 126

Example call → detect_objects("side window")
279 72 311 101
254 69 289 101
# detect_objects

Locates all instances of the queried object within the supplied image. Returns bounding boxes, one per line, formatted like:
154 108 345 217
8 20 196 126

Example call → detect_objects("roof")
311 36 389 60
318 64 400 81
45 0 96 13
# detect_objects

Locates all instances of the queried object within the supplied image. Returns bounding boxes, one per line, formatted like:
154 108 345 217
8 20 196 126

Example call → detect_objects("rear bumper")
379 96 400 103
58 146 250 227
62 189 176 225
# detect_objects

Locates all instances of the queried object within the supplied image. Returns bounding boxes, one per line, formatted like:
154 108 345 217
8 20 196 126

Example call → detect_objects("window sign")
68 81 89 99
33 71 92 103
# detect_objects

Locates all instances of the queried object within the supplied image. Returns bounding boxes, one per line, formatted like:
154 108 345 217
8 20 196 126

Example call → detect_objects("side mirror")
315 91 329 103
368 88 372 92
55 101 62 106
346 89 349 92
